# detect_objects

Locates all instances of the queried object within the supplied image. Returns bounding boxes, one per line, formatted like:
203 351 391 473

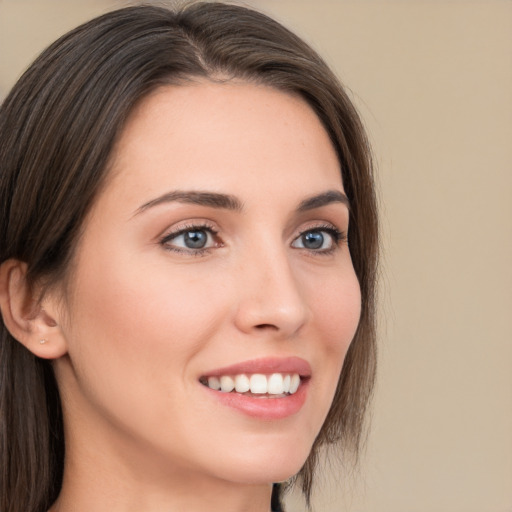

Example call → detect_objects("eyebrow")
297 190 350 212
134 188 349 216
135 190 244 215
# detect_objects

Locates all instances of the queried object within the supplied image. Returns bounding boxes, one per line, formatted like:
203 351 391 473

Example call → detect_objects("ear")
0 259 68 359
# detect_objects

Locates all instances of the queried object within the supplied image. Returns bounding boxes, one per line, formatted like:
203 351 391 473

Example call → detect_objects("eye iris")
184 230 208 249
303 231 324 249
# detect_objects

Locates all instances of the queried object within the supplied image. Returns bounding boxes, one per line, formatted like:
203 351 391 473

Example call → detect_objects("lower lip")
202 380 309 420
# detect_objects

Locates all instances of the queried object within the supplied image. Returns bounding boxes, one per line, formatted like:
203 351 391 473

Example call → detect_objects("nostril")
255 323 279 330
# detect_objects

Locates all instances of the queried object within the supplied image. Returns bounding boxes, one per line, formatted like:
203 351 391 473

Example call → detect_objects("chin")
211 438 313 485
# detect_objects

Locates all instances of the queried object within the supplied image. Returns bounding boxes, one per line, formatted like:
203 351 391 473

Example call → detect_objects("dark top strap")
271 483 284 512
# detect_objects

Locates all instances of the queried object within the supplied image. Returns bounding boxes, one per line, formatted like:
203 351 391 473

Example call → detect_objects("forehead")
105 81 343 207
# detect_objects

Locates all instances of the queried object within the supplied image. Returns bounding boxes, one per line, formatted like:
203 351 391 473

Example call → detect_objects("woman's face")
53 82 361 486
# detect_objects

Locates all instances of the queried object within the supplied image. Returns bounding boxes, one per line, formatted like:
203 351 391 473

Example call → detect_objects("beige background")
1 1 511 511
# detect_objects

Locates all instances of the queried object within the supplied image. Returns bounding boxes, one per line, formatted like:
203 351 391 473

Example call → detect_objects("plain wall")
1 1 511 511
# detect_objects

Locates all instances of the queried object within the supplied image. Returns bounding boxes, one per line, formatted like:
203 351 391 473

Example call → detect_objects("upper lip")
201 356 312 378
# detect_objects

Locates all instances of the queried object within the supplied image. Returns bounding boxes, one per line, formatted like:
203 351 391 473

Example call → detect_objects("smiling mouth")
199 373 302 398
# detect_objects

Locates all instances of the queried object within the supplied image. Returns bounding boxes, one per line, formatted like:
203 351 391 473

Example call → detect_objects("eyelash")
159 222 347 256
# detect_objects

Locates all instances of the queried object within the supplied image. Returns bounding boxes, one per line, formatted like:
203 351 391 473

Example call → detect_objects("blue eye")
180 230 209 249
160 225 218 253
291 227 345 252
302 231 325 249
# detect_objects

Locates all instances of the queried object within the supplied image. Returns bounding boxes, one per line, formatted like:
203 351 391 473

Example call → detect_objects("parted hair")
0 3 378 511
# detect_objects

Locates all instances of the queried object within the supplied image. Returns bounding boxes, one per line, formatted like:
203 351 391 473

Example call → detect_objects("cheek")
67 257 225 369
58 259 241 468
61 254 225 416
304 265 361 418
309 265 362 353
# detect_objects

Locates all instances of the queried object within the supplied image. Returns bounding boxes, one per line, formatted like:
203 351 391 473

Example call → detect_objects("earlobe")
0 259 68 359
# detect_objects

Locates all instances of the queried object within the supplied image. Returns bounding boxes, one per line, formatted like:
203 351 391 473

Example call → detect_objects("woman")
0 3 378 511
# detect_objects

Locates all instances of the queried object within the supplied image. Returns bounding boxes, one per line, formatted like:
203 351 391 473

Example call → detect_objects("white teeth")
220 375 235 392
267 373 284 395
205 372 302 395
235 374 250 393
283 374 291 393
250 374 268 394
289 374 300 394
208 376 221 391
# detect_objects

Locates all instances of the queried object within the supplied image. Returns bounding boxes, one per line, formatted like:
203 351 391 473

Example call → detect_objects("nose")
233 244 309 338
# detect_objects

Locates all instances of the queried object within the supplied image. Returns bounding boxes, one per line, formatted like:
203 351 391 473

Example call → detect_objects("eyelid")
160 220 217 238
292 220 346 239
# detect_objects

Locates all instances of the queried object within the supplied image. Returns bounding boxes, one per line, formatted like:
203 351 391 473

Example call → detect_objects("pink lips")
202 356 312 378
200 357 311 420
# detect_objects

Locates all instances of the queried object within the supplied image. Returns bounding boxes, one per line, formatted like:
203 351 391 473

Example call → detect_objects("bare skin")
2 82 361 512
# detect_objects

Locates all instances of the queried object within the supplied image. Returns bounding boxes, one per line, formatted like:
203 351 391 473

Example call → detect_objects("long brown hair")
0 3 378 511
